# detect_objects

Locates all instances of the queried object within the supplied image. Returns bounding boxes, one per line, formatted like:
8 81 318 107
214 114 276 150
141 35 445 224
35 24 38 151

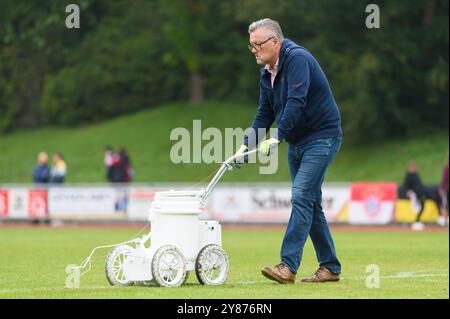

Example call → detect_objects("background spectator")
32 152 50 184
104 146 116 182
401 161 428 230
104 146 133 183
50 152 67 183
438 155 449 226
119 147 133 183
399 161 445 230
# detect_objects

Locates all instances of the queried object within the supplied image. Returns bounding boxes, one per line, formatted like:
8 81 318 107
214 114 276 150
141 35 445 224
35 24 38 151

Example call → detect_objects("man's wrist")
273 130 285 143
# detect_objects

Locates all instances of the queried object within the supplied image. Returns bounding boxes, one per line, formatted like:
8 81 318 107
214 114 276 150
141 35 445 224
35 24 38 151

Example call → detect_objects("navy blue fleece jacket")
244 39 342 147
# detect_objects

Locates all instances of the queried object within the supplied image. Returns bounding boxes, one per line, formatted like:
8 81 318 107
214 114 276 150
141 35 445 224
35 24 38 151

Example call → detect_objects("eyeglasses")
248 36 275 52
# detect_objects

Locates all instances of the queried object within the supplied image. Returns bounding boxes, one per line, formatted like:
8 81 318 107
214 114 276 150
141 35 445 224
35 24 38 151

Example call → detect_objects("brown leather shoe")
301 267 340 283
261 263 295 284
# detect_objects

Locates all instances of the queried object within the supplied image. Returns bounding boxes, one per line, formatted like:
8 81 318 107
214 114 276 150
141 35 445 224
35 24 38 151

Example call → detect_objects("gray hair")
248 18 284 41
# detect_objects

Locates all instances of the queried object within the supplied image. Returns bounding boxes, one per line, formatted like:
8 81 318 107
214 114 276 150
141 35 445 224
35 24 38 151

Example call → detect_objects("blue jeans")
281 136 342 275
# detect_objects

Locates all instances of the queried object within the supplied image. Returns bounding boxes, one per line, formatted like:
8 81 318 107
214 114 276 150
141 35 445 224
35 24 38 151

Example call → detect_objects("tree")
158 0 210 105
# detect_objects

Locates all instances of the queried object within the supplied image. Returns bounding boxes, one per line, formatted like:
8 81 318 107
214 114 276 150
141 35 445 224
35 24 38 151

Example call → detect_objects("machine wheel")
152 245 187 287
105 245 135 286
195 244 229 285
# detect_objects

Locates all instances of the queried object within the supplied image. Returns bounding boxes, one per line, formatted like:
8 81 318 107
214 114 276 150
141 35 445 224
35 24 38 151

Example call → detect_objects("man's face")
249 28 279 65
38 152 48 165
408 163 417 173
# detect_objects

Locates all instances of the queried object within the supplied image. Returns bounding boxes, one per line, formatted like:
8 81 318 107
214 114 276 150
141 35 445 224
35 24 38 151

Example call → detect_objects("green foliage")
42 1 189 125
0 0 448 144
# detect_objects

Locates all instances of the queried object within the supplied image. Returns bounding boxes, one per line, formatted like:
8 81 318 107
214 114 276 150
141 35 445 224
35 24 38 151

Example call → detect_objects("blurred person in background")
32 152 50 184
401 161 445 230
50 152 67 183
402 161 428 230
104 145 117 183
118 147 133 183
438 155 449 226
112 147 133 213
104 146 132 183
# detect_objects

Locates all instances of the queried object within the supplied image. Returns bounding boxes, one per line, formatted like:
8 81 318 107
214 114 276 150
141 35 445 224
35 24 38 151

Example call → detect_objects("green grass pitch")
0 226 448 299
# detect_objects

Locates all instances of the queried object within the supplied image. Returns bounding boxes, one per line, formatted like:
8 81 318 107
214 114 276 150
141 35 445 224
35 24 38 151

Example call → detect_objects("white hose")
67 223 150 277
68 240 136 276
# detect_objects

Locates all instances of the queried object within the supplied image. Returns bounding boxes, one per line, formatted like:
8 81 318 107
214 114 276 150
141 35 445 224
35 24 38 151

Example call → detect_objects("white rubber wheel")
152 245 187 287
105 245 134 286
195 244 229 285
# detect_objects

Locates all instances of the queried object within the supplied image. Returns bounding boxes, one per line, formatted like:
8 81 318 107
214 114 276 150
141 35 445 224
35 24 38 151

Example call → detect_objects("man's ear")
274 37 280 47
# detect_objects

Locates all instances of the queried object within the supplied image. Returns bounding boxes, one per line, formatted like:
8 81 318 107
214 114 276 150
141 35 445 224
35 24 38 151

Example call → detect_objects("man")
235 18 342 283
32 152 50 184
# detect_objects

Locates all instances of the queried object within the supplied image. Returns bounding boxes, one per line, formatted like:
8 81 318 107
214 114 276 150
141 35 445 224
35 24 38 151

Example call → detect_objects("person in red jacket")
118 147 133 183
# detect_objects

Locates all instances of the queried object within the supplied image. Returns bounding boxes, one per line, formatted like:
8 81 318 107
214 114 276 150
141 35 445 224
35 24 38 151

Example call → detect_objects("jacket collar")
261 38 300 76
278 38 301 69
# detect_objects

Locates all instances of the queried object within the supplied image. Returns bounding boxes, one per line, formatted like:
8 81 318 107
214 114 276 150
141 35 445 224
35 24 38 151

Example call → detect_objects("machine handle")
197 149 259 205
